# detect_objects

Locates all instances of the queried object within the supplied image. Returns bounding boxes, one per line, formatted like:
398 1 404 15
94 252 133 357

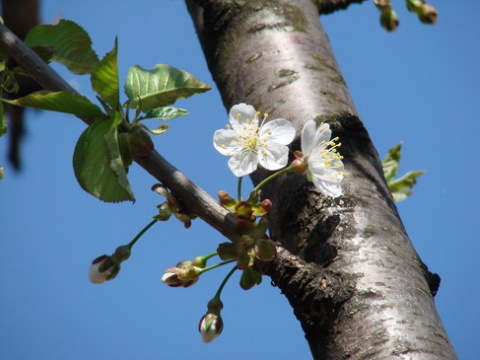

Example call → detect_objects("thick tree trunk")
186 0 456 358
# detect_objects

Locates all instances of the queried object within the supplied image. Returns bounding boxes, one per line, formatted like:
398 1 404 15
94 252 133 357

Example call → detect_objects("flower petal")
229 103 258 133
228 151 259 177
311 176 343 198
260 118 295 145
311 123 332 154
301 120 317 155
213 129 242 155
258 142 289 171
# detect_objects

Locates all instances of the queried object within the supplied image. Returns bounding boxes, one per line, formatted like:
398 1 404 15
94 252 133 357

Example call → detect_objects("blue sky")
1 1 479 359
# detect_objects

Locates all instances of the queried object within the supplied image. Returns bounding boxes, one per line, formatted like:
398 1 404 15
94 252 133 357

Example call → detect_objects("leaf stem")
197 259 236 276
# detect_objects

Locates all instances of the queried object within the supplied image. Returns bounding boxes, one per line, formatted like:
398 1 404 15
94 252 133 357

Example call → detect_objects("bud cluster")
152 184 197 228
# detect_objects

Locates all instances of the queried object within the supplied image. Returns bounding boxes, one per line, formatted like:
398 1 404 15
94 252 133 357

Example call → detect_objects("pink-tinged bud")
161 262 200 288
218 190 237 210
252 199 272 216
88 255 120 284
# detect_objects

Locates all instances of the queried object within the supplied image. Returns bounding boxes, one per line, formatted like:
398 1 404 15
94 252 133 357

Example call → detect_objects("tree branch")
314 0 367 15
0 22 238 241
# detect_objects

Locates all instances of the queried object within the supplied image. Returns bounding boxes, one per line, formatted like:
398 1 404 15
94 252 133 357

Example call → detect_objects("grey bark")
186 0 456 358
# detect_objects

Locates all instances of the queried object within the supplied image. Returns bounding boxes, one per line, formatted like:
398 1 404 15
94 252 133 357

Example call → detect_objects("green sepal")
24 19 99 74
124 64 210 112
91 39 119 109
143 106 188 121
240 268 262 290
73 113 135 203
2 90 105 117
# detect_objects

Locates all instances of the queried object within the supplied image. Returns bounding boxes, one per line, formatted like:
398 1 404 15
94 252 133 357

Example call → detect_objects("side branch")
0 22 237 241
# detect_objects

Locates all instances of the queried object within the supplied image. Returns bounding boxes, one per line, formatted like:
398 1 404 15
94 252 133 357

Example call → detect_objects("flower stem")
253 165 293 193
237 176 243 201
197 259 236 276
214 265 238 300
127 218 158 249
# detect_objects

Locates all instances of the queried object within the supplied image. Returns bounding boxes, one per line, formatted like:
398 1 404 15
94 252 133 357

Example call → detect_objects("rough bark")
186 0 456 358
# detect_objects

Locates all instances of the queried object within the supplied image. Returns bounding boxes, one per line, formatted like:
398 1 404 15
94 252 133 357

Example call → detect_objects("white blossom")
298 120 345 197
213 103 295 177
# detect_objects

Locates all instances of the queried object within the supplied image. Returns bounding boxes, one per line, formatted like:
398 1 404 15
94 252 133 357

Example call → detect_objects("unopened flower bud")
218 190 237 210
418 4 437 24
199 298 224 343
161 261 200 287
199 313 224 343
380 8 399 32
88 255 120 284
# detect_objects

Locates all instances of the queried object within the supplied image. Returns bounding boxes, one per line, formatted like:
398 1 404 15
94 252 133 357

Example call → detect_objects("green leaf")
31 44 56 63
2 90 105 117
382 142 425 202
382 142 402 181
73 113 135 202
124 64 210 112
0 102 7 137
145 123 169 135
0 166 3 180
91 39 119 109
144 106 188 120
24 19 99 74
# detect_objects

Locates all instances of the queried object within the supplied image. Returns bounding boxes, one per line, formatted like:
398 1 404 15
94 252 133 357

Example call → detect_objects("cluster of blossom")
214 103 345 197
88 103 346 344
